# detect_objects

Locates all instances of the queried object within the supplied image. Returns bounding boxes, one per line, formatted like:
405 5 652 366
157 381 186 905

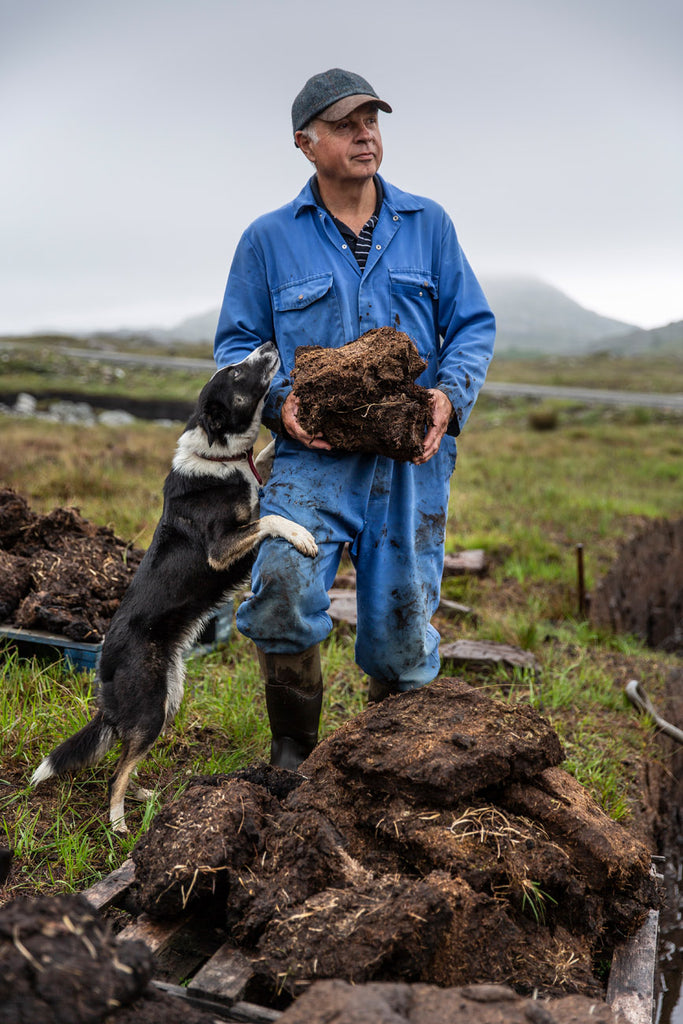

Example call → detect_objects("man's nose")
355 123 373 140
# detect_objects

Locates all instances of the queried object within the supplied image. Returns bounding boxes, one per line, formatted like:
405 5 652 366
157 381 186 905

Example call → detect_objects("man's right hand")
281 393 332 450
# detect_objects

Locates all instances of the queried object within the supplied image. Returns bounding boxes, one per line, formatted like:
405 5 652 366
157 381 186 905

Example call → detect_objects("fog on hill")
5 278 681 358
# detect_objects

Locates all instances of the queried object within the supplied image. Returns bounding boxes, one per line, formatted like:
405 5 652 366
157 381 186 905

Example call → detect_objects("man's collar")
293 175 425 217
309 175 383 219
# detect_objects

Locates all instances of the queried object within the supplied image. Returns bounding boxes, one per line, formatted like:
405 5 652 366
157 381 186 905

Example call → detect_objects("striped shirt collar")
310 176 383 269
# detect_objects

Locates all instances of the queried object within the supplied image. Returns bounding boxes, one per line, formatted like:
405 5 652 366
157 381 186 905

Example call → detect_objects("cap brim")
317 94 392 122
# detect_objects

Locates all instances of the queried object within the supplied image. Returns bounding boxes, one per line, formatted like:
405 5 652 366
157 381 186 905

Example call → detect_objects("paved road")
5 343 683 411
483 380 683 411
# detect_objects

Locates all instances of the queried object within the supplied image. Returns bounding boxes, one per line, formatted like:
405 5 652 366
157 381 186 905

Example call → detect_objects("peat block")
131 778 279 919
0 893 152 1024
0 488 143 642
299 678 565 804
131 679 658 999
277 979 624 1024
292 327 433 461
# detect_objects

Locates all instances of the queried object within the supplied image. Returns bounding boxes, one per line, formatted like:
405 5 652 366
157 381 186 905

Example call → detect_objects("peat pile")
0 893 151 1023
292 327 433 461
0 895 625 1024
0 488 143 642
279 979 625 1023
130 679 658 1003
0 892 229 1024
590 516 683 654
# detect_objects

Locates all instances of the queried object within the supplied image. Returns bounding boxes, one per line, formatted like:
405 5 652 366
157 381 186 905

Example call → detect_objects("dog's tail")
31 711 117 786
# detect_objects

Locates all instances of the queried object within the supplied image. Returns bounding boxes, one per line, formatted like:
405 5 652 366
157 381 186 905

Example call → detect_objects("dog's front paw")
289 525 318 558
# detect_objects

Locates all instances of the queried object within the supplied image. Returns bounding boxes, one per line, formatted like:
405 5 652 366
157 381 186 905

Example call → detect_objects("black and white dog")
31 342 317 832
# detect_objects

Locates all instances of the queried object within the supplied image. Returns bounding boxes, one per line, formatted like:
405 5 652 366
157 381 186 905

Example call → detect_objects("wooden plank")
440 639 539 674
328 588 357 627
83 857 135 910
438 597 477 621
117 912 191 955
153 981 281 1022
328 590 478 627
188 941 254 1004
606 909 658 1024
442 549 487 576
228 1002 281 1024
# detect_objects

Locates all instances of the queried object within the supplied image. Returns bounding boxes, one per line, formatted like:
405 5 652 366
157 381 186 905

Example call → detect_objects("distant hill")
147 277 639 356
160 309 220 344
586 319 683 356
481 277 634 355
65 276 677 357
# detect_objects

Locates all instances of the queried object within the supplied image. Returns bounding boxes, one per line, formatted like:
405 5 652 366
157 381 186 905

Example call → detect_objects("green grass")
487 349 683 393
0 335 212 403
1 375 681 901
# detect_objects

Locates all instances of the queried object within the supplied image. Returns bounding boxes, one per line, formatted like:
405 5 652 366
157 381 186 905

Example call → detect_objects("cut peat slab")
292 327 432 461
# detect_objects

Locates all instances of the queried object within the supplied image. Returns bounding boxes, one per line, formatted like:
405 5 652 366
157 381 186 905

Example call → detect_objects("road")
482 380 683 411
4 343 683 411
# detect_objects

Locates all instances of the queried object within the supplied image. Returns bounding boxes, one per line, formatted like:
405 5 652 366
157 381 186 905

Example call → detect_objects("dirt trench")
129 679 659 1004
590 516 683 654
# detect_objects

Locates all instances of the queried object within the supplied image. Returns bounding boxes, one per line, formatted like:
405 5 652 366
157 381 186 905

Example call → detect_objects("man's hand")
281 393 332 450
413 389 453 465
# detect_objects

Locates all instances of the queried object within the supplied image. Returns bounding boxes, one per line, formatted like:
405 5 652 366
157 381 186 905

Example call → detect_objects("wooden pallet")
83 859 280 1022
84 858 658 1024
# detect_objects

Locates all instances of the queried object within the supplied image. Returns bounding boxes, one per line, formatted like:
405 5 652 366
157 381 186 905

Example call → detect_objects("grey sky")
2 0 682 334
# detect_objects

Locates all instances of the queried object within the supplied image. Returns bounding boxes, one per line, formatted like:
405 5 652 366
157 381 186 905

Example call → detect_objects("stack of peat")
0 680 658 1023
0 488 143 643
129 680 657 1004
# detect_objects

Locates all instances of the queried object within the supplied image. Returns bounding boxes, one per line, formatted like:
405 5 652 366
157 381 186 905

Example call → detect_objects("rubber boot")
257 646 323 771
367 678 399 704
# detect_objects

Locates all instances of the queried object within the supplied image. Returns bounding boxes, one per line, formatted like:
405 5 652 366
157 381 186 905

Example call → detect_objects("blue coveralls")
214 174 495 690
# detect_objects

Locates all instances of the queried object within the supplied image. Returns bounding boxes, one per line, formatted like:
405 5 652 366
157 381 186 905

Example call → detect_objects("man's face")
296 102 383 186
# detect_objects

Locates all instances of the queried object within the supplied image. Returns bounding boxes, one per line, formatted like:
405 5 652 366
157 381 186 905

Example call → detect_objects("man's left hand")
413 389 453 465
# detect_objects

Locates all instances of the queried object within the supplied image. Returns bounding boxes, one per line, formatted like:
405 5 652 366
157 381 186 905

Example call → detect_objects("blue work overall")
214 175 495 690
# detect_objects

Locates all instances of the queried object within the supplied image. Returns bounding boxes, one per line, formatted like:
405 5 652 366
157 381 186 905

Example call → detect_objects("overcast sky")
2 0 682 335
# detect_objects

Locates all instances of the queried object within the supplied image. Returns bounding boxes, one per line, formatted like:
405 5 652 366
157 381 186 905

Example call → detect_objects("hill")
8 277 675 358
481 276 634 355
586 318 683 356
125 277 640 357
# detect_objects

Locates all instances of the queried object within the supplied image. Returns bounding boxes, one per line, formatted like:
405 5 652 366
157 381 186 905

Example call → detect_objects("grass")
0 335 212 403
1 367 681 904
487 349 683 394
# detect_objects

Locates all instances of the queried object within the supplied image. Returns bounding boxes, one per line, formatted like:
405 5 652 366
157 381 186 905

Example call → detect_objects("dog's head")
195 342 280 448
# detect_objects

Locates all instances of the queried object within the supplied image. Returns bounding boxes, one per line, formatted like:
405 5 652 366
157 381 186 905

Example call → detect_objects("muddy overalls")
214 174 495 691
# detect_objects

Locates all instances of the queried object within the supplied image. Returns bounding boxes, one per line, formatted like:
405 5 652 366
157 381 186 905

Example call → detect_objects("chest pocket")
271 273 345 356
389 270 439 366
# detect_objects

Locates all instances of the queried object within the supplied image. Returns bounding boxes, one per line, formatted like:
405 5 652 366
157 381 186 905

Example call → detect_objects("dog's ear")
200 401 228 447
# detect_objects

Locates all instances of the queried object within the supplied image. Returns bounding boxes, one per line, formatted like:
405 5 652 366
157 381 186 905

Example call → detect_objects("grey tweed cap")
291 68 392 136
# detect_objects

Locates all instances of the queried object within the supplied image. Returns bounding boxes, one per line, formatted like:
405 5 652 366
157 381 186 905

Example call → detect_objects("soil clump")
129 679 659 1003
0 892 152 1023
276 979 625 1023
0 488 143 642
292 327 433 461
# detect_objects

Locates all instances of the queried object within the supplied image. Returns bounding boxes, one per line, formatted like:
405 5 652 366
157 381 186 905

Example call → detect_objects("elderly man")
214 68 495 769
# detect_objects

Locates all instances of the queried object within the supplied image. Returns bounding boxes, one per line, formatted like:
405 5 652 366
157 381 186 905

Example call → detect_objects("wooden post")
576 543 586 618
606 909 658 1024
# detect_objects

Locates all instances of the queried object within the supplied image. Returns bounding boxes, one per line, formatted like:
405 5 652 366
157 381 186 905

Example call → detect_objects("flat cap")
292 68 392 136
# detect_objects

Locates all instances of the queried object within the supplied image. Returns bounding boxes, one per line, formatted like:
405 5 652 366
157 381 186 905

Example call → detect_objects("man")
214 68 495 769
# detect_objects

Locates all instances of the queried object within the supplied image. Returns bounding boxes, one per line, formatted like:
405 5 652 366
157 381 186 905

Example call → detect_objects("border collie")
31 342 316 831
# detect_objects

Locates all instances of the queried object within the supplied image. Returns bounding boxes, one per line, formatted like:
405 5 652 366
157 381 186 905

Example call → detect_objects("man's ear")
295 130 316 163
